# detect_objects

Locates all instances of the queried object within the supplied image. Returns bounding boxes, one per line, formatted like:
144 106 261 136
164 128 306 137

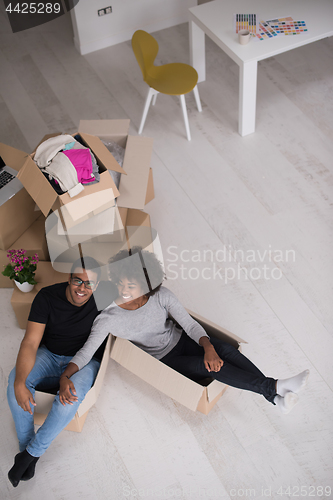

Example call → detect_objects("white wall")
71 0 198 55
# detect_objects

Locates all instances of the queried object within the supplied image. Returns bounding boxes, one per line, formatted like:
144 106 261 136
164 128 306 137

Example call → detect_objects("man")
7 256 105 487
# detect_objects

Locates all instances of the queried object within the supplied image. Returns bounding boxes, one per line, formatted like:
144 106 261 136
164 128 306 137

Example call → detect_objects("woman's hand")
199 337 224 372
203 346 224 372
59 376 78 406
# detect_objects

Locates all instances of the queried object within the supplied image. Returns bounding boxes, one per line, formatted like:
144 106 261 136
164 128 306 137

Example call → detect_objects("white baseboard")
73 15 189 55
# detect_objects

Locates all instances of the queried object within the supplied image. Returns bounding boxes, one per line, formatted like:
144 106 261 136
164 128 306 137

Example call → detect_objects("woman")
61 247 309 414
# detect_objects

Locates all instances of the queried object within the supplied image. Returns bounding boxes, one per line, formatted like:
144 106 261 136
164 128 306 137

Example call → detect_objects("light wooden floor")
0 6 332 500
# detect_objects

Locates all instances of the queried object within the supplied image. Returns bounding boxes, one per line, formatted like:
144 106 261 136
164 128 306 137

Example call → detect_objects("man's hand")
203 345 224 372
14 383 36 415
59 377 78 406
13 321 45 415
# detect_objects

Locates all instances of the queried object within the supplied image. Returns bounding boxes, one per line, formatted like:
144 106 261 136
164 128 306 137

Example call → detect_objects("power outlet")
98 6 112 16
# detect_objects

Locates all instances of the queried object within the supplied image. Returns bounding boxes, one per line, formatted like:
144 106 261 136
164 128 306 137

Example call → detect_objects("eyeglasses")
71 277 96 290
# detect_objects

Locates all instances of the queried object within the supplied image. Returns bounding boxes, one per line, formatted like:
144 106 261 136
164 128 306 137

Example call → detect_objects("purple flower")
6 249 38 283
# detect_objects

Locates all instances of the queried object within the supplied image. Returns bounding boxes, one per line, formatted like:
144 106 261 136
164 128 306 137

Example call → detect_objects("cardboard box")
0 143 41 250
110 310 246 415
0 217 49 288
16 121 154 230
45 208 155 281
34 334 112 432
17 132 123 228
10 262 68 329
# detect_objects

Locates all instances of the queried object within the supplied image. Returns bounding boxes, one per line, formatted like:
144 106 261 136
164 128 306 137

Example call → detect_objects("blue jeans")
161 332 277 404
7 346 100 457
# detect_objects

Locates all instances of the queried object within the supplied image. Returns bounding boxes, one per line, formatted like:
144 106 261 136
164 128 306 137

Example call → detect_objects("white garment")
34 134 76 167
42 152 84 198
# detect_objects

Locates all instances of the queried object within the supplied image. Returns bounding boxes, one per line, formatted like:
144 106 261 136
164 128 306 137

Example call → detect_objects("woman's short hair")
108 246 165 298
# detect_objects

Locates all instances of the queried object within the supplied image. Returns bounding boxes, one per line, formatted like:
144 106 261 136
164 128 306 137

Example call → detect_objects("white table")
189 0 333 136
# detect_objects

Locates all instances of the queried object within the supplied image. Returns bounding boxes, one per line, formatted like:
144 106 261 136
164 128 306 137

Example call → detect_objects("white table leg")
239 60 258 136
189 20 206 82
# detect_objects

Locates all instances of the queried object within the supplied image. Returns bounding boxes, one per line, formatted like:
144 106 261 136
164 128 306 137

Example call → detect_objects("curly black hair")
108 246 165 298
71 256 101 281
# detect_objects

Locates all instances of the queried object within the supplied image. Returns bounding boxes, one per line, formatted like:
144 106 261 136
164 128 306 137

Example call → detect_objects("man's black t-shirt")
28 282 102 359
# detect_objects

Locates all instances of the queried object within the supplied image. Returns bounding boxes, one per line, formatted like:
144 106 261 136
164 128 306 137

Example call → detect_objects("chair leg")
193 85 202 112
152 92 158 106
180 94 191 141
138 87 158 135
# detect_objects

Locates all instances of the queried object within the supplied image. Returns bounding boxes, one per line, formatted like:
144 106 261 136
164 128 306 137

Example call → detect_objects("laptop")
0 155 23 208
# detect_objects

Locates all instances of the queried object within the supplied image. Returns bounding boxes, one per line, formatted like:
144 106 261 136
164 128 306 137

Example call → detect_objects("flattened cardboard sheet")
117 136 153 209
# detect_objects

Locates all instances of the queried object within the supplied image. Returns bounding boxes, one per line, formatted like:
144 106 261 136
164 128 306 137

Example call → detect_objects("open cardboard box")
17 131 122 229
0 143 41 250
110 309 246 415
16 120 154 231
34 334 112 432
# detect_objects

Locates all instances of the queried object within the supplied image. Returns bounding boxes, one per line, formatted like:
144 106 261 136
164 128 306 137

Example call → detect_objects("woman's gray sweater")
71 286 209 370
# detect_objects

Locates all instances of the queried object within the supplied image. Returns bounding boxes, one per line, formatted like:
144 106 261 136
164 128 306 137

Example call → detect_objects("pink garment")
62 149 95 184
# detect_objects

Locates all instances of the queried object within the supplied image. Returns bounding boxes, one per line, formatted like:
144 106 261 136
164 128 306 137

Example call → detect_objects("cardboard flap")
34 391 55 415
60 188 116 222
117 136 153 210
78 334 111 417
79 119 130 139
206 379 225 403
0 143 29 172
17 157 58 216
186 308 247 345
79 132 126 175
110 337 204 411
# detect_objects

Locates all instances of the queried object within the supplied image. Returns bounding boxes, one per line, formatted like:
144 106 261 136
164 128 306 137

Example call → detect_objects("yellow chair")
132 30 202 141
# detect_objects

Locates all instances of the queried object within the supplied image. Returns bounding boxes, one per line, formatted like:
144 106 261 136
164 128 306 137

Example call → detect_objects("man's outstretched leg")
8 357 100 487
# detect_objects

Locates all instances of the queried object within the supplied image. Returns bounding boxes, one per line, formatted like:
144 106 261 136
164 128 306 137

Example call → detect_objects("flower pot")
14 280 35 293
